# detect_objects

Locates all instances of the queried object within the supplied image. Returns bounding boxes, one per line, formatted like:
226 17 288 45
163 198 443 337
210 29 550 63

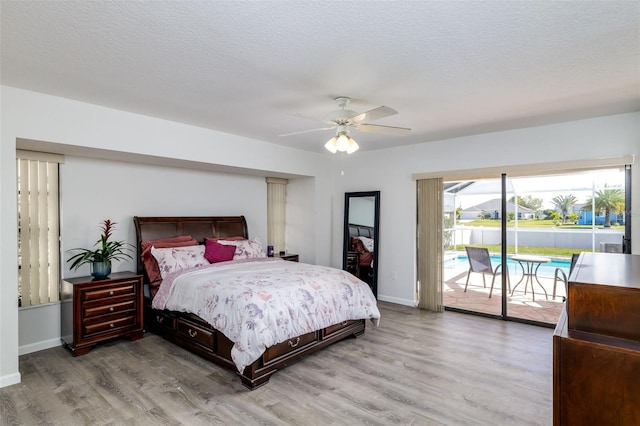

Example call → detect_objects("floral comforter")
152 258 380 372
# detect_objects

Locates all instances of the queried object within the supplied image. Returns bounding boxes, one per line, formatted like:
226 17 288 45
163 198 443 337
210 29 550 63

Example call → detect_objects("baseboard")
0 372 21 389
377 294 415 307
19 337 61 356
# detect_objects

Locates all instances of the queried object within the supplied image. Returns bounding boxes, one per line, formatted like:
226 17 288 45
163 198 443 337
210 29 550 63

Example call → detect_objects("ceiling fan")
280 97 411 153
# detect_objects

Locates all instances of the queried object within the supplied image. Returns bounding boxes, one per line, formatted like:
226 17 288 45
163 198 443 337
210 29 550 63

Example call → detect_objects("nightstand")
61 271 144 356
275 253 299 262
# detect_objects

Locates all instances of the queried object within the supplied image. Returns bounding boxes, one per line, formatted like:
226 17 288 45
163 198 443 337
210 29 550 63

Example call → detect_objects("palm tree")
582 188 625 228
551 194 578 224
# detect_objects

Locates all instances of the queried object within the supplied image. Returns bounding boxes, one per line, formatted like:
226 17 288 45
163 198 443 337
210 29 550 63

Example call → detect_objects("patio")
444 257 566 324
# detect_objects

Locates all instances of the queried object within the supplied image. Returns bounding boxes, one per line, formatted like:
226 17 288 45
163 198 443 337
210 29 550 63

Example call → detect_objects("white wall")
285 176 317 264
0 86 334 388
338 112 640 306
60 156 270 278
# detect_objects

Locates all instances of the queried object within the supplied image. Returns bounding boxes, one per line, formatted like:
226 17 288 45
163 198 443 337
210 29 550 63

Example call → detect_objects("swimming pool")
446 255 571 278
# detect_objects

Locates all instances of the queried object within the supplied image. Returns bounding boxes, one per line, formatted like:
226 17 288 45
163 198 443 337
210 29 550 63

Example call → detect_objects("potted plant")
67 219 133 279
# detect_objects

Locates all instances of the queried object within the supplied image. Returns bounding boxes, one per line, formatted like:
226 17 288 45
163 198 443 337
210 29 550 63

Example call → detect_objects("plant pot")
91 261 111 279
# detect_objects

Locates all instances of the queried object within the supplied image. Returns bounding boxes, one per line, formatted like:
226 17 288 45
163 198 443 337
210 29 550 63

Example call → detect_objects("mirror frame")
342 191 380 298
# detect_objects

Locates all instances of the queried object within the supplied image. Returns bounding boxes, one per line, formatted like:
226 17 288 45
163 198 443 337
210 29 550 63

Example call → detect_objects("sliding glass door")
443 167 629 325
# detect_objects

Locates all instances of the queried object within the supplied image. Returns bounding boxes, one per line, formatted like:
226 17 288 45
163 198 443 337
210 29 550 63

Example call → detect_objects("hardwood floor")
1 302 553 425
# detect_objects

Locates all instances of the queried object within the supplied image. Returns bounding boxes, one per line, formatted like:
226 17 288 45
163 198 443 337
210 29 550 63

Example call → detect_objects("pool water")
446 255 571 278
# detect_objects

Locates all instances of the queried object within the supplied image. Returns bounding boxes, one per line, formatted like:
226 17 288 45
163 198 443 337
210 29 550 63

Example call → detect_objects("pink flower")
258 291 272 301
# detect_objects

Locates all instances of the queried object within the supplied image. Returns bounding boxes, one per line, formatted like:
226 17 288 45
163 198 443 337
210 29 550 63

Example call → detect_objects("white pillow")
151 245 208 279
217 238 266 260
359 236 374 253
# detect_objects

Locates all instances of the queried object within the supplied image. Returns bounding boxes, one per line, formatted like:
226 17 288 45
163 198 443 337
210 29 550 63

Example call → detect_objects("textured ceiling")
2 1 639 153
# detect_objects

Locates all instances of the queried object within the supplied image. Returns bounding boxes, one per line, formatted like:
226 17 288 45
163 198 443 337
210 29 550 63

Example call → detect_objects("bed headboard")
348 223 374 239
133 216 248 279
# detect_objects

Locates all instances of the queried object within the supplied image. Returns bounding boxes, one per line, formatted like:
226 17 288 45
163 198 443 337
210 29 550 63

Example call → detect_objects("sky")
446 168 626 211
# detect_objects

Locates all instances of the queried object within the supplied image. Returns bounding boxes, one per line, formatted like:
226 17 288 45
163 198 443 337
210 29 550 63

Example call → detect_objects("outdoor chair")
464 247 511 298
552 253 580 302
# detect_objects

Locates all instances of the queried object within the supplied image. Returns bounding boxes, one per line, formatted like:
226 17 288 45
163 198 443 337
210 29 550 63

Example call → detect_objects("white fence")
450 226 624 251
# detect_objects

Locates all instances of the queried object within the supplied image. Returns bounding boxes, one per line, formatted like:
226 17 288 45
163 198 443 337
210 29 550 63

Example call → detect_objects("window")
16 150 63 307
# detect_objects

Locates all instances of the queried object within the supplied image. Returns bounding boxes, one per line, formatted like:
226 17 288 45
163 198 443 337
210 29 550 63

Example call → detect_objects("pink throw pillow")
205 239 237 263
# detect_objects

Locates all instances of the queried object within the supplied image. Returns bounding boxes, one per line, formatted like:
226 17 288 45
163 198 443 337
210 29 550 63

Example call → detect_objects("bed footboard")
144 298 365 390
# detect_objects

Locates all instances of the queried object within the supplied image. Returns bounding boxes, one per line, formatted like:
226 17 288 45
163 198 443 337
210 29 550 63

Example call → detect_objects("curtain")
266 177 288 254
416 177 444 312
17 150 63 307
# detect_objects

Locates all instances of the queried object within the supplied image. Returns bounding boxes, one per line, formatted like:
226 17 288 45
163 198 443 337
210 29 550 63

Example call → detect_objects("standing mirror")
343 191 380 298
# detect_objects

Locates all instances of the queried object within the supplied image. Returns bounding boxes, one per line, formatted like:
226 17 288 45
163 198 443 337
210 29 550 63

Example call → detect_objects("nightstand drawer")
83 315 136 336
81 281 137 301
84 299 135 318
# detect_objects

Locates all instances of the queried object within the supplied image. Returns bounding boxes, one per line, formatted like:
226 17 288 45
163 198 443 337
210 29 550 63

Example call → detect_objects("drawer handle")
288 337 300 348
188 329 197 338
109 291 114 296
109 307 114 312
156 315 164 324
109 323 114 329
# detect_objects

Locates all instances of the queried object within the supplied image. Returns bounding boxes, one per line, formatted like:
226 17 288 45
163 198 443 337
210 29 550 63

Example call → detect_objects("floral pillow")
141 236 199 291
204 239 237 263
216 238 266 260
151 244 208 279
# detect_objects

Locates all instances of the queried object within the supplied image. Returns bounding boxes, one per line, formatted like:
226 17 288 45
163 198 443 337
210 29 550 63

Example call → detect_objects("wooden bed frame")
133 216 366 390
348 223 375 239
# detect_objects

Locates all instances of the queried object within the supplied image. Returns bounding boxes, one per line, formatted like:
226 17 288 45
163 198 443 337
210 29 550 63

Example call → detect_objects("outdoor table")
510 254 551 301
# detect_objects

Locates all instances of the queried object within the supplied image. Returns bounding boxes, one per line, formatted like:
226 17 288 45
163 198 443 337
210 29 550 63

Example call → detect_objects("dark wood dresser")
553 252 640 425
61 271 144 355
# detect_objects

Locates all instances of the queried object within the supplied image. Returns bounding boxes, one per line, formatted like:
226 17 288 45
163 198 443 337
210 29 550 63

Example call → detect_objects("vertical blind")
266 177 288 255
17 150 63 307
416 178 444 312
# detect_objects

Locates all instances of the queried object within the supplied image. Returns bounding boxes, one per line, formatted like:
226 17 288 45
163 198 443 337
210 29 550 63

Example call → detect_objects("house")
459 199 536 221
578 211 625 226
1 1 638 399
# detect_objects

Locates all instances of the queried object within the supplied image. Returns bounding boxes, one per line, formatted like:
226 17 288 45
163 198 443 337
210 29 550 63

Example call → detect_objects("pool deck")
444 257 565 324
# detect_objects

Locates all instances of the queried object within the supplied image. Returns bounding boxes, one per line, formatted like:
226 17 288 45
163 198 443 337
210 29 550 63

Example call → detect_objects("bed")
134 216 380 390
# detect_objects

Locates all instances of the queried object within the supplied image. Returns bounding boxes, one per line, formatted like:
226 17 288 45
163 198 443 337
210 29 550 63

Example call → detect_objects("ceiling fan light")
346 138 359 154
324 137 338 153
336 133 350 151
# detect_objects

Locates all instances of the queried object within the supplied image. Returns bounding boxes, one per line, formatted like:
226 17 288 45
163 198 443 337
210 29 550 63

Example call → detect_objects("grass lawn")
449 221 623 257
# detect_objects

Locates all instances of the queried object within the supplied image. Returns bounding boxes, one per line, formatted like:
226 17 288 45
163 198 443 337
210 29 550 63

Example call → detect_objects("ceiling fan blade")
349 106 398 123
278 126 334 137
355 123 411 136
287 112 327 123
